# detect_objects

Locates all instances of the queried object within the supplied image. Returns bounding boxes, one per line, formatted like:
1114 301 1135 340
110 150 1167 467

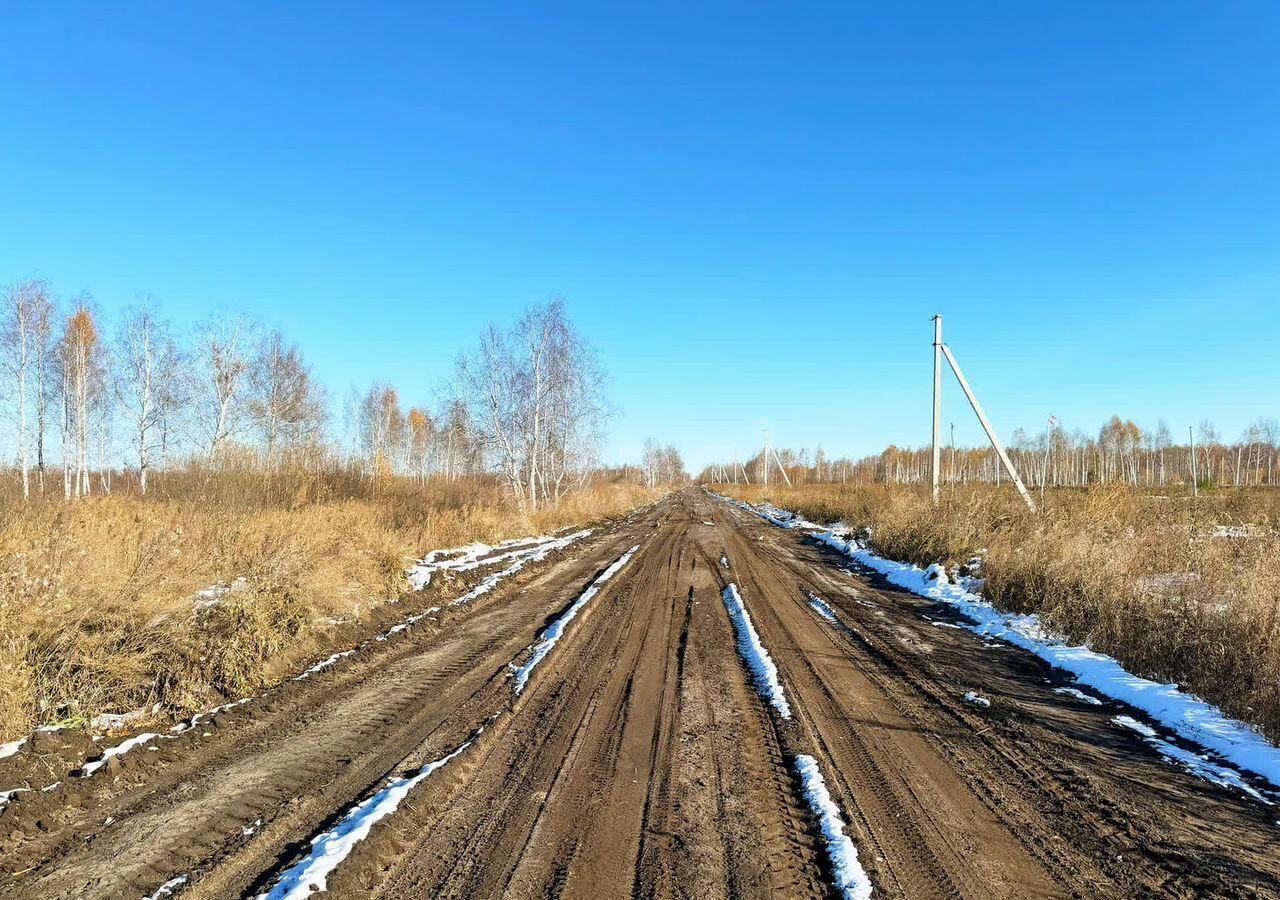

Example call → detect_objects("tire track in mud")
0 511 659 900
718 524 1063 899
713 492 1280 898
6 488 1280 899
348 493 825 900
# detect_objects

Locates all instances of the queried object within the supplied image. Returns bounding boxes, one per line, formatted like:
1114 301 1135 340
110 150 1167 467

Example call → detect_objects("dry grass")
0 474 661 742
718 482 1280 740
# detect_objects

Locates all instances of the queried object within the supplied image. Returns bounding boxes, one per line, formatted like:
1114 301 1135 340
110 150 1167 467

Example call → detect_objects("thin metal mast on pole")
932 316 942 503
950 422 955 484
1190 426 1198 497
763 429 769 488
940 343 1037 513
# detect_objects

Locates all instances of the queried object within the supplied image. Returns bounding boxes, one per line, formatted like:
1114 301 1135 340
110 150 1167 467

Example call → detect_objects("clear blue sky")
2 2 1277 472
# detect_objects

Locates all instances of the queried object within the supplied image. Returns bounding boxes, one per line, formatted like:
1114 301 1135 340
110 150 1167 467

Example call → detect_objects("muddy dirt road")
2 489 1277 899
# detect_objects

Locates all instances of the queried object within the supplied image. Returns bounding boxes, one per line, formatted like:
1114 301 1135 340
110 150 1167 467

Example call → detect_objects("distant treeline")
701 416 1280 489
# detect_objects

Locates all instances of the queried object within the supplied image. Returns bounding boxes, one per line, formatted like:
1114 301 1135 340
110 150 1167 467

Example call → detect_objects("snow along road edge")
715 491 1280 793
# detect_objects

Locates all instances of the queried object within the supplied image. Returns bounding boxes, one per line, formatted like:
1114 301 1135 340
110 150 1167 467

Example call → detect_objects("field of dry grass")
0 473 661 743
716 481 1280 740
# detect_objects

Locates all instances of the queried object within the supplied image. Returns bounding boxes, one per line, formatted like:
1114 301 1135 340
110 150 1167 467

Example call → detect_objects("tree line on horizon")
0 280 657 508
700 415 1280 490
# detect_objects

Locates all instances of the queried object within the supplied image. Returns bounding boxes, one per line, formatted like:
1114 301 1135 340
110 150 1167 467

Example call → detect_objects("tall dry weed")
0 475 661 741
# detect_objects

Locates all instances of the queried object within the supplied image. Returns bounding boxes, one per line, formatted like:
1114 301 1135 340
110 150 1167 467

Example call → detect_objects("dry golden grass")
718 482 1280 740
0 474 661 742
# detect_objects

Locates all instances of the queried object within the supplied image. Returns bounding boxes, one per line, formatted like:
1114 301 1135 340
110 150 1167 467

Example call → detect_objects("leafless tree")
1 279 50 499
114 301 184 493
197 314 254 460
642 438 686 486
59 296 105 498
454 299 607 509
358 382 404 477
30 288 55 495
247 329 326 467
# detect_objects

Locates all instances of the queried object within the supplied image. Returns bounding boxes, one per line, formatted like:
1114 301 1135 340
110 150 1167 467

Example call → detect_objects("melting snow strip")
722 583 791 719
806 591 838 623
144 874 189 899
294 651 357 681
80 732 160 777
407 529 591 591
510 545 641 694
1055 686 1103 705
714 494 1280 794
794 754 874 900
0 787 29 812
172 698 253 733
258 733 478 899
802 590 870 649
0 737 26 759
1112 715 1271 804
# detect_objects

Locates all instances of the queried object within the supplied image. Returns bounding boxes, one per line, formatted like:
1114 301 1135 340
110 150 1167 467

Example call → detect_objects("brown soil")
1 489 1276 899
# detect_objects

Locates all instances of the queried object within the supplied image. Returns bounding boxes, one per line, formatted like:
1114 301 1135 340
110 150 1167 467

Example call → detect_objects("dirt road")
2 489 1277 899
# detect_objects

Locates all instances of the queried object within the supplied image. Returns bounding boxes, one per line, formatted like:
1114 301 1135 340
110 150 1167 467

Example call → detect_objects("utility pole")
763 428 769 488
932 315 943 503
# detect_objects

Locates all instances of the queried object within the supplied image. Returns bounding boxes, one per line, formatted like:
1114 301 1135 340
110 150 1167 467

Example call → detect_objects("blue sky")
2 2 1277 471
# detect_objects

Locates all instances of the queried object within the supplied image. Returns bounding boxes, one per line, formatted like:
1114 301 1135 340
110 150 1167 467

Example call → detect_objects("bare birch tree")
30 288 55 495
247 329 326 467
453 299 607 509
1 279 48 499
198 314 254 461
59 298 104 498
114 302 183 493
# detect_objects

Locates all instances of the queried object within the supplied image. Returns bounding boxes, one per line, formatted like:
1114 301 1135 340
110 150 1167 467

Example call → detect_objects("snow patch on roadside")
1112 715 1270 804
818 527 1280 790
294 651 357 681
258 734 478 900
794 754 873 900
172 698 252 734
80 732 159 777
0 787 29 810
145 874 189 899
1055 686 1102 706
722 583 791 719
407 530 592 591
510 545 641 694
192 577 247 609
717 493 1280 795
